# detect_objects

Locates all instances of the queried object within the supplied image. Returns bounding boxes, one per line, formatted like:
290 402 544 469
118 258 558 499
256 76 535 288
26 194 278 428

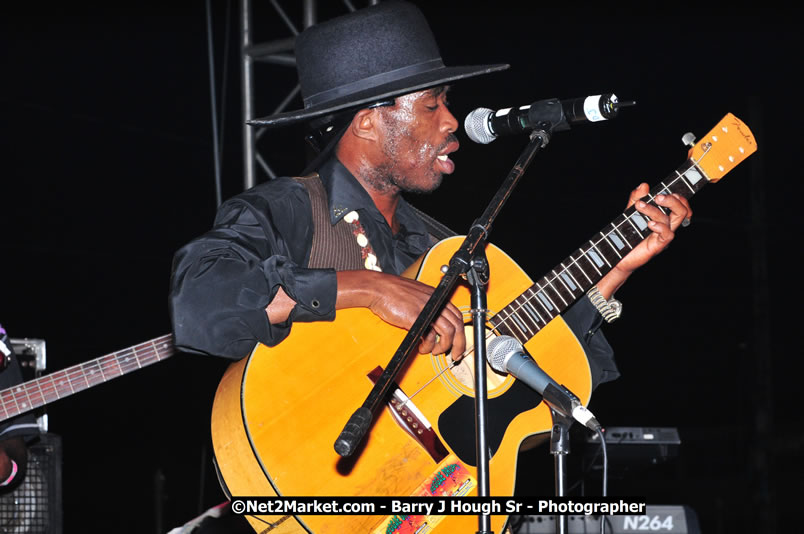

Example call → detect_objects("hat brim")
247 63 509 129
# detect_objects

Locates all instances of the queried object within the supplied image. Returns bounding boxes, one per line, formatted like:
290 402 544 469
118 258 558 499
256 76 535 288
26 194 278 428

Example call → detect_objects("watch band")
587 285 622 323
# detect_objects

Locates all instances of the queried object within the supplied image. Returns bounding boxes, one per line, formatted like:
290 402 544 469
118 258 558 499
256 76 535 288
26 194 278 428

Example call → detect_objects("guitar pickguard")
438 379 543 466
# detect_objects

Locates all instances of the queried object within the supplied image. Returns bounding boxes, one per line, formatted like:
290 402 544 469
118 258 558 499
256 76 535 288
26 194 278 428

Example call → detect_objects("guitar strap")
294 173 456 270
408 204 457 242
294 173 369 271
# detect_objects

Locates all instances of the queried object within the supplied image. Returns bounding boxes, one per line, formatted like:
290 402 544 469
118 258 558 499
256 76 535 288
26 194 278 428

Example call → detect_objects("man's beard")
364 132 458 195
367 162 444 195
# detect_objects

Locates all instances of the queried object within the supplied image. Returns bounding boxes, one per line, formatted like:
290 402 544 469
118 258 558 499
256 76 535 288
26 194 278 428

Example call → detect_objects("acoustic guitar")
211 114 756 533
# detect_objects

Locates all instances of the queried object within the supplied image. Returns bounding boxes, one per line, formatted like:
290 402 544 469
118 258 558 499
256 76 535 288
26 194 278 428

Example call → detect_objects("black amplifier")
0 433 63 534
584 427 681 467
9 338 47 382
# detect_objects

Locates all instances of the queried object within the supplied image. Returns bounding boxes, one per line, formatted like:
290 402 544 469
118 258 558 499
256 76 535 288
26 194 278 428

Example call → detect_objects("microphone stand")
334 128 553 533
550 409 573 534
467 255 492 534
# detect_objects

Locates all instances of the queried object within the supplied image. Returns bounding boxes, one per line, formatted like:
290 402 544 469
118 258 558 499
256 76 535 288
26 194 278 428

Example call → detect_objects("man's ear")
349 107 380 142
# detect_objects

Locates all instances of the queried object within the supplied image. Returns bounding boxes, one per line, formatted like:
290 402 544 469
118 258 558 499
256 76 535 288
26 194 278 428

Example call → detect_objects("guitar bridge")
368 366 449 463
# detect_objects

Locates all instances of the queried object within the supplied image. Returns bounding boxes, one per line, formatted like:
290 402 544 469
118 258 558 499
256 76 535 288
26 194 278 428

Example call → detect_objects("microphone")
464 93 635 144
486 335 601 431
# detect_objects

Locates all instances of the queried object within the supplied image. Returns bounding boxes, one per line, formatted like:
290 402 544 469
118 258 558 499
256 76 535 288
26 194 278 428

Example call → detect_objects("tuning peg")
681 132 696 147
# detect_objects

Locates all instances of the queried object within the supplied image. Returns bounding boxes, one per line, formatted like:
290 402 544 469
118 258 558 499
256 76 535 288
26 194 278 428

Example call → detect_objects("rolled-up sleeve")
562 297 621 389
169 181 337 359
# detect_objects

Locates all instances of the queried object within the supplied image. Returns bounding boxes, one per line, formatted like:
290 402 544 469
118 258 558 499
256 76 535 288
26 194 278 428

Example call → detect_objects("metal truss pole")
240 0 379 191
241 0 256 190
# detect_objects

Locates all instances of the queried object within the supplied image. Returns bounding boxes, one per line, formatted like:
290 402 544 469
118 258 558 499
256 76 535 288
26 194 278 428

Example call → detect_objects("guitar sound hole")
445 328 510 394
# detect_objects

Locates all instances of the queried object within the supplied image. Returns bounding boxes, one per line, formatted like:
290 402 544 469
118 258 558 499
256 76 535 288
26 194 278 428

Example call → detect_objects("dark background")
2 2 801 533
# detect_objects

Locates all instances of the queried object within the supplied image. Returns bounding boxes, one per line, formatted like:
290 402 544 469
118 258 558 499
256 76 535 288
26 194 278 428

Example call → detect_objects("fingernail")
637 201 646 208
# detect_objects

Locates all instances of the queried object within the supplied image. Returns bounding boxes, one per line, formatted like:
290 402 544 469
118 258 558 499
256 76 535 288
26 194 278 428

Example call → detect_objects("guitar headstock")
688 113 757 182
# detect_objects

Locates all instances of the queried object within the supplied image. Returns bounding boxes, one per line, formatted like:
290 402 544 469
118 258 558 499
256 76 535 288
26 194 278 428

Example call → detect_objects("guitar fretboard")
0 334 174 422
490 159 708 343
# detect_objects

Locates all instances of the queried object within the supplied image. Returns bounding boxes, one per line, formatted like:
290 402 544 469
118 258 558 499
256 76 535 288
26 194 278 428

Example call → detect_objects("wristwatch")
586 286 622 323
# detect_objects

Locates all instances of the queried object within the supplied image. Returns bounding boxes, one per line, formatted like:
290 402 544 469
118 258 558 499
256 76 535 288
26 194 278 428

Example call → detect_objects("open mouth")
436 140 459 174
436 153 455 174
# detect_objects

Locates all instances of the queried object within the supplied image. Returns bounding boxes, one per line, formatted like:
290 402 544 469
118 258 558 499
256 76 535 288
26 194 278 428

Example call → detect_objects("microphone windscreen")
486 335 522 373
464 107 495 144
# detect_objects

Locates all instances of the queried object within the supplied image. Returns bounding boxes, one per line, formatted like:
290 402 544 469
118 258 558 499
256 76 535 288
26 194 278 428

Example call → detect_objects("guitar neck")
0 334 174 422
490 158 707 343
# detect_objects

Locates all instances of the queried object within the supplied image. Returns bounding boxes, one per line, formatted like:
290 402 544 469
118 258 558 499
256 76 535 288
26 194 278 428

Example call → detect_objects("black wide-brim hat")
248 0 509 129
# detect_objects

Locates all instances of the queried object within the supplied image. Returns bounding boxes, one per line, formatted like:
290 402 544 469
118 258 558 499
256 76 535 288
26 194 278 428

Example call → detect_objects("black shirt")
168 157 619 387
170 157 433 359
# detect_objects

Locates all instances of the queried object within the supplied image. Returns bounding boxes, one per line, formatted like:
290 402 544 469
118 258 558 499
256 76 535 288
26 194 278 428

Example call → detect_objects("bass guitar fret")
0 388 22 419
0 334 175 423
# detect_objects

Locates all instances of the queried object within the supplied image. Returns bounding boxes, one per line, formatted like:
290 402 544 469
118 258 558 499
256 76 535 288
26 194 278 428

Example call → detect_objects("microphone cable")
595 426 610 534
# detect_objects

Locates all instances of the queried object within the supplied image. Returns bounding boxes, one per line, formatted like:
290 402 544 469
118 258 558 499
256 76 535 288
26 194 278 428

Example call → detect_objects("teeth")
437 154 449 161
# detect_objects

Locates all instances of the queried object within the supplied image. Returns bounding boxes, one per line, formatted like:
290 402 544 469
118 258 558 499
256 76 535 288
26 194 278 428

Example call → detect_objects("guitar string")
476 147 718 383
501 135 721 332
3 347 167 414
496 184 669 332
36 341 170 392
492 163 704 340
1 336 173 414
3 346 165 411
407 156 713 402
403 317 499 402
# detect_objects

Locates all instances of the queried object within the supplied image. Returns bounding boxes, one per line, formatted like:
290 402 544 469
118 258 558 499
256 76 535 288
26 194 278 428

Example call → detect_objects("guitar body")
211 237 592 533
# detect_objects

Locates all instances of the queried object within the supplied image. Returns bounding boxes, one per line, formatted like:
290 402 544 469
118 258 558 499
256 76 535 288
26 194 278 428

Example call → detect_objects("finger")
449 325 467 361
634 200 675 249
671 194 693 227
418 330 437 355
444 301 465 325
442 303 467 360
634 199 670 226
626 183 650 208
653 193 691 231
437 311 468 360
452 315 467 360
412 291 464 356
430 315 457 356
646 218 675 246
